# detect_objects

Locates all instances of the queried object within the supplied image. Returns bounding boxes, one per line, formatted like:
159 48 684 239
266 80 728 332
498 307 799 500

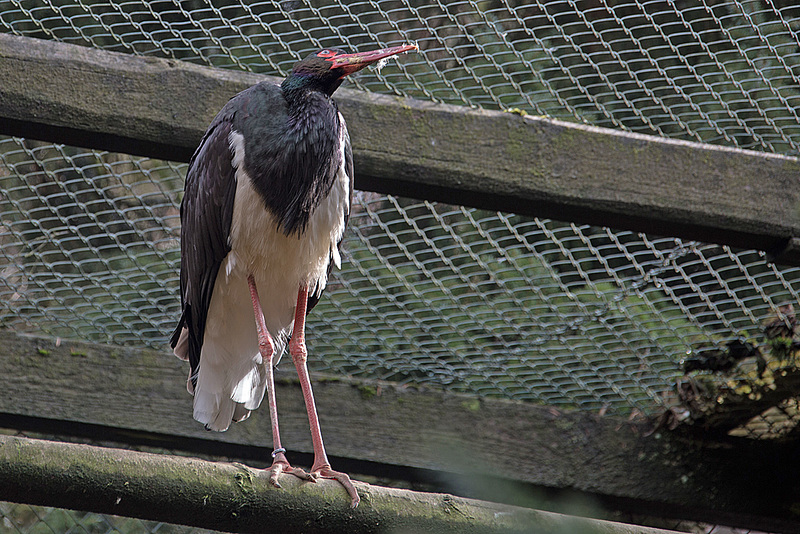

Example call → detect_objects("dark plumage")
170 44 416 507
171 77 352 390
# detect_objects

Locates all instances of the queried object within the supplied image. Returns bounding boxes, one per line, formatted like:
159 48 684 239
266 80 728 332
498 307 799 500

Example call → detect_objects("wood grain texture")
1 434 690 534
1 329 799 532
1 33 799 263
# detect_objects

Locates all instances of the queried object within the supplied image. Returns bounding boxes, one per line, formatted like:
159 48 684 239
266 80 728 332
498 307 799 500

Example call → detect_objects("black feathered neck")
233 82 344 237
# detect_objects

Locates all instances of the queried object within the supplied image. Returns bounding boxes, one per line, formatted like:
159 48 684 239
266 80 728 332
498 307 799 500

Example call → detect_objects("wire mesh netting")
0 502 214 534
1 0 800 531
3 0 800 153
1 135 798 420
0 0 798 420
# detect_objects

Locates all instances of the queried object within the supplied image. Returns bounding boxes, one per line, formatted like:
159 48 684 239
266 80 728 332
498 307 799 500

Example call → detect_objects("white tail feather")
191 260 290 432
230 360 268 410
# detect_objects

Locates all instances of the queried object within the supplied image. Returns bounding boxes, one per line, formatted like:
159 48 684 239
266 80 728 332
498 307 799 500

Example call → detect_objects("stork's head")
283 44 417 96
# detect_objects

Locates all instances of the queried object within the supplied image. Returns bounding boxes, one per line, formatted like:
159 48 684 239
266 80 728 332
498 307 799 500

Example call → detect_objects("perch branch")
0 434 677 534
3 329 800 532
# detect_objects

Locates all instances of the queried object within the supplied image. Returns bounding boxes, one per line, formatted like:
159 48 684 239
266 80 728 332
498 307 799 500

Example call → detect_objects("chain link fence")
1 0 799 532
3 0 799 153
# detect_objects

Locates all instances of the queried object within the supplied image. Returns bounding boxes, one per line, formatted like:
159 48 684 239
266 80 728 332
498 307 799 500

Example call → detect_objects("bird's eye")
317 49 336 58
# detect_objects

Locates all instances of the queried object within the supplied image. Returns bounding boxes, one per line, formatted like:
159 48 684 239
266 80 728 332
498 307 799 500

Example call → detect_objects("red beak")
328 43 418 76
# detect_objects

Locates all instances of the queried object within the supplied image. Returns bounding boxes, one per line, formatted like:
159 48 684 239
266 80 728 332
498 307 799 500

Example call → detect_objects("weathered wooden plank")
1 329 799 532
1 33 799 264
0 33 259 162
0 434 684 534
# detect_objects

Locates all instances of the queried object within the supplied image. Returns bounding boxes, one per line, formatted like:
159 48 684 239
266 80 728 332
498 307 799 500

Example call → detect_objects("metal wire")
2 0 799 152
1 136 799 419
1 1 799 531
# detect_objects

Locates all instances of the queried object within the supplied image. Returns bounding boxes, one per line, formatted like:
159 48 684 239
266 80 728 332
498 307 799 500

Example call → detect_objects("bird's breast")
225 129 349 303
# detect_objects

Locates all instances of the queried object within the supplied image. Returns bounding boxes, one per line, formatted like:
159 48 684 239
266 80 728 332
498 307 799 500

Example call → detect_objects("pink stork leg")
289 285 360 508
247 274 313 487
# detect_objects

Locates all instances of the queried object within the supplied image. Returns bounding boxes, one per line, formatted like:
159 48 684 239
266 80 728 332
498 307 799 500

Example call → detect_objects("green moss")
314 376 341 384
357 384 378 400
461 399 480 412
233 465 255 495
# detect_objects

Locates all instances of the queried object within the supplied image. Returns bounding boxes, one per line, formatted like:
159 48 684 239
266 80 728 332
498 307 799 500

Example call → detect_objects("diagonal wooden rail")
1 33 799 264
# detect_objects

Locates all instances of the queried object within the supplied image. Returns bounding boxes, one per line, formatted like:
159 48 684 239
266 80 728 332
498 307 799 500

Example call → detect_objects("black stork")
171 44 416 507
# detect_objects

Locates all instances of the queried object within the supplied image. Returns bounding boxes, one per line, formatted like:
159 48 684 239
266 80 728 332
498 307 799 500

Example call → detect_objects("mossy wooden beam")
1 33 799 264
0 434 682 534
2 329 800 532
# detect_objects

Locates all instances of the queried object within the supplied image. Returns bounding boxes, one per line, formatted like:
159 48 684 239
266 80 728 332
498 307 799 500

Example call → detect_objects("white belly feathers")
227 128 348 301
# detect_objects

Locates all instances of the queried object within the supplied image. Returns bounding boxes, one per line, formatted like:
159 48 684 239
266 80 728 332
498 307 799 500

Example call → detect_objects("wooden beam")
1 33 799 264
1 329 799 532
0 434 685 534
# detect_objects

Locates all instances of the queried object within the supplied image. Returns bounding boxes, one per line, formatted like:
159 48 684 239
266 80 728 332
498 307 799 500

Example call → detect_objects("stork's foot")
310 464 360 508
268 453 315 489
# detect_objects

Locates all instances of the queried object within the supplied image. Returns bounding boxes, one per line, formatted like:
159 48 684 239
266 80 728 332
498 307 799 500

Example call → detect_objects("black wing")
170 101 239 386
306 117 354 314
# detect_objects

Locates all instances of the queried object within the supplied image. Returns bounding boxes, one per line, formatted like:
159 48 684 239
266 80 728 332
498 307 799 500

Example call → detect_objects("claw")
268 461 285 488
313 466 360 508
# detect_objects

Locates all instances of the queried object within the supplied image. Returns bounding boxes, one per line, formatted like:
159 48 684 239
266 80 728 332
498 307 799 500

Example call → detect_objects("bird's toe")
268 460 317 489
268 462 285 488
285 465 316 482
313 466 360 508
